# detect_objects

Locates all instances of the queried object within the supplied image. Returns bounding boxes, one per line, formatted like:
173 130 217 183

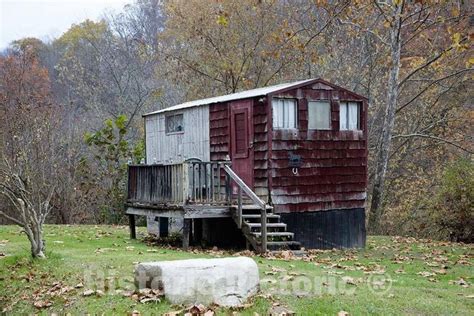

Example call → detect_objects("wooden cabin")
126 78 368 252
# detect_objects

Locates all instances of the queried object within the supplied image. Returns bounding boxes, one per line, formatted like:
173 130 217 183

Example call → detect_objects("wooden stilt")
129 214 136 239
182 219 191 250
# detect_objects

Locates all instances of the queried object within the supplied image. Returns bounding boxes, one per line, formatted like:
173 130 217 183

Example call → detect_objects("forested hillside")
1 0 472 241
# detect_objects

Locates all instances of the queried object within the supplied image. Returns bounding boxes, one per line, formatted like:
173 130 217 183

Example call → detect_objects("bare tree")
0 44 61 258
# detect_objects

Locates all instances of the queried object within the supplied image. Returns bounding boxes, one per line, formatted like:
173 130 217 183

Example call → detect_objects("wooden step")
252 232 294 238
231 204 273 210
242 214 280 219
247 223 286 229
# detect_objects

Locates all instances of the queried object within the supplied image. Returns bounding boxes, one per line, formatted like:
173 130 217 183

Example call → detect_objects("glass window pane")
348 102 360 130
340 102 348 130
272 99 283 128
273 98 297 129
166 114 184 133
308 101 331 130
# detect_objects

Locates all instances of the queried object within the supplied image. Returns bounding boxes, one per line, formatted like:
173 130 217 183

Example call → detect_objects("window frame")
271 97 298 130
339 101 361 131
307 99 332 130
165 113 184 135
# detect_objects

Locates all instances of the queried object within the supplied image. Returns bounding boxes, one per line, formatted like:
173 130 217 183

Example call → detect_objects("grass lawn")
0 225 472 315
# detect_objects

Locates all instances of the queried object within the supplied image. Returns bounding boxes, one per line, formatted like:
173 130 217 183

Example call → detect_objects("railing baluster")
238 186 242 229
198 163 202 202
261 207 267 253
206 163 210 203
210 163 214 203
217 163 221 203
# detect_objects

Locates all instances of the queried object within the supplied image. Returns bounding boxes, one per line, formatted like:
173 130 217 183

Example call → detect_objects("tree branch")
396 67 473 113
392 133 473 153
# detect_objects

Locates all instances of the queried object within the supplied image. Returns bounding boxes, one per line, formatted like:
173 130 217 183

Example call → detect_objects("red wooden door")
230 100 254 191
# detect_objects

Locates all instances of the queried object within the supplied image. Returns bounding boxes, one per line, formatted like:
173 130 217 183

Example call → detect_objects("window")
272 98 297 129
339 102 361 130
308 101 331 130
165 114 184 133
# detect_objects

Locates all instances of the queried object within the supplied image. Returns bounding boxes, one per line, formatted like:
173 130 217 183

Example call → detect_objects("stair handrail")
221 164 267 252
221 164 265 209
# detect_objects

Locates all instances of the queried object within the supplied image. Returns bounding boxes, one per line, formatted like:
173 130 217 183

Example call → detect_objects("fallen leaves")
163 304 216 316
269 303 295 316
122 288 164 304
31 281 75 309
33 300 52 309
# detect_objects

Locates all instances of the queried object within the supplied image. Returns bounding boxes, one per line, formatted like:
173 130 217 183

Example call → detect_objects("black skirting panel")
280 208 366 249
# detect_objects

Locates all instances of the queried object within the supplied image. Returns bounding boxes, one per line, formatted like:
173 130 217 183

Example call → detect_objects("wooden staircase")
231 204 301 252
222 165 301 253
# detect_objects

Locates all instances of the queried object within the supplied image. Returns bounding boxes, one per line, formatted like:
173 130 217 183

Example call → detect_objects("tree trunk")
32 238 45 258
24 222 46 258
368 4 403 234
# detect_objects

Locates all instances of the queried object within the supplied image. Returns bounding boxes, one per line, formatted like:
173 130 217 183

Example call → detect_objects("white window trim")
272 97 298 130
308 99 332 130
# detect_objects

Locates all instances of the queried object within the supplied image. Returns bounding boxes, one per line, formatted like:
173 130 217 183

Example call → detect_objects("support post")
260 208 267 253
237 187 242 229
129 214 136 239
182 218 191 250
182 163 189 204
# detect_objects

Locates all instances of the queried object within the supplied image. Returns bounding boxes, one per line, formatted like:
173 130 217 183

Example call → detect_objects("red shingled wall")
209 80 368 213
269 85 368 213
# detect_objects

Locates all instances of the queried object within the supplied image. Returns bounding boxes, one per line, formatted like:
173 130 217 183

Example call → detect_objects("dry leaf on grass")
417 271 436 278
342 276 356 285
269 305 296 316
33 300 52 309
82 289 95 296
450 278 469 287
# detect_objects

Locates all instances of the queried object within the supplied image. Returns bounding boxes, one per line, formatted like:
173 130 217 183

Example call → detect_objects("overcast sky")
0 0 130 49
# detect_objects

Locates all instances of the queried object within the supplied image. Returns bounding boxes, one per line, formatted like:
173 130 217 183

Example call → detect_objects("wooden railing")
127 161 268 252
127 161 231 206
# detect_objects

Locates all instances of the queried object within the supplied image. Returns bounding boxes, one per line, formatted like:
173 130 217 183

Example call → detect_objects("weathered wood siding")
209 103 230 162
204 80 368 212
269 84 368 213
145 106 210 163
252 99 270 201
209 101 270 202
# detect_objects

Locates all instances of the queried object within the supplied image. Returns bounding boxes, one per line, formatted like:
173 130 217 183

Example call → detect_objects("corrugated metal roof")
143 78 317 116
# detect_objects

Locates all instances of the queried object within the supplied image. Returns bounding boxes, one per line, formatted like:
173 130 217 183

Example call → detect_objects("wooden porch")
125 161 301 252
